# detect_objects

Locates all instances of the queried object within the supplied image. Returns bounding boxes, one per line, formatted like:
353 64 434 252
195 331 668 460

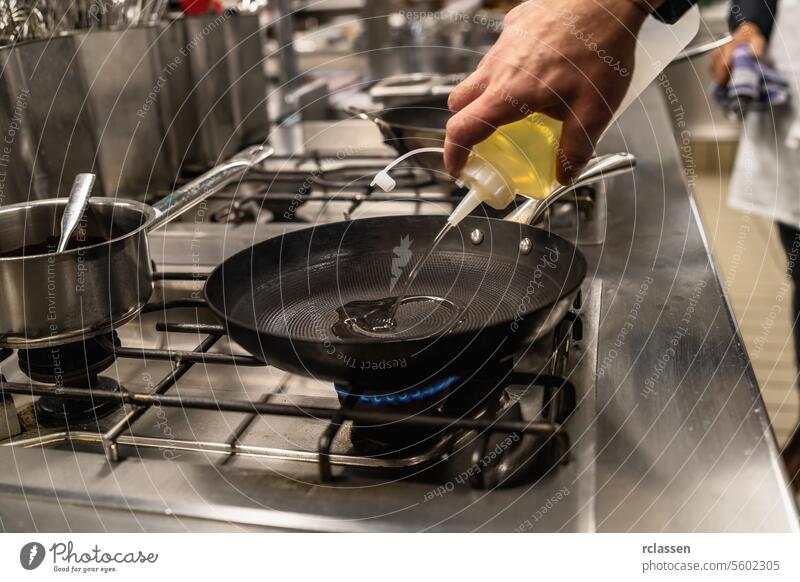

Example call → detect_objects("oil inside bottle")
471 113 562 201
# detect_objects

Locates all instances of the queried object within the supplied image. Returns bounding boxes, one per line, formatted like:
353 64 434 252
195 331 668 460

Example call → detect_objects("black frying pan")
204 215 585 393
203 153 637 396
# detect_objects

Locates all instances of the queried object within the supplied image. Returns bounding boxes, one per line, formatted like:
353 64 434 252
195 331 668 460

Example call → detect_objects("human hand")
710 22 767 87
445 0 652 184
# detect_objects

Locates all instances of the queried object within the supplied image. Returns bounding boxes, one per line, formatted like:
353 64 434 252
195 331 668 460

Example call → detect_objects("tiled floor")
693 173 800 446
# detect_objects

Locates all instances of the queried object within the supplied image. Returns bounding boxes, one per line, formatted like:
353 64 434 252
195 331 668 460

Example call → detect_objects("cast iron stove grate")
0 271 582 489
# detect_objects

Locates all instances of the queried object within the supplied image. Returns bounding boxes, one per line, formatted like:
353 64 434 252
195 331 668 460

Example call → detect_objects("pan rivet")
520 237 532 254
470 229 484 245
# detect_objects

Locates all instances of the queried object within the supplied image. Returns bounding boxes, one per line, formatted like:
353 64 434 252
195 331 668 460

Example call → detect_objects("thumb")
444 93 522 177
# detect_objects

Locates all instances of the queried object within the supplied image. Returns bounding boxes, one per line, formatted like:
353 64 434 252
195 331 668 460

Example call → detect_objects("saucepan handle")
149 145 274 232
504 152 637 226
346 106 396 141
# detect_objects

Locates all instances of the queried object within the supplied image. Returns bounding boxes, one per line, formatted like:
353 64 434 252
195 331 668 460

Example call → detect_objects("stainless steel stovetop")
0 286 601 532
0 150 606 532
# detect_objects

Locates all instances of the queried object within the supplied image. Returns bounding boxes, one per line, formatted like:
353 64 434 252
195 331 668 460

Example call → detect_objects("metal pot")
0 145 273 348
350 96 451 174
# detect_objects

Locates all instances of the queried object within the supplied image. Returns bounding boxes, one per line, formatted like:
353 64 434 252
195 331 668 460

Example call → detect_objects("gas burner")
213 164 441 224
335 363 546 464
34 377 124 428
0 274 594 502
212 194 308 224
336 375 460 456
18 332 120 385
18 332 124 427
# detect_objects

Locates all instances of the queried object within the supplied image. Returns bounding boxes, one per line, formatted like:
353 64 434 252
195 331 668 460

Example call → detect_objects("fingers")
710 26 767 87
444 93 526 177
556 107 609 184
448 71 487 113
735 22 767 59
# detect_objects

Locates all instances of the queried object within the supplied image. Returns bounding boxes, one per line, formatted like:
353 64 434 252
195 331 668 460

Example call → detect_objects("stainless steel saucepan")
0 145 274 348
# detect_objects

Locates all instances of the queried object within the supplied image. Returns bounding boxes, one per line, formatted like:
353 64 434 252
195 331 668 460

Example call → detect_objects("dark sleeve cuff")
651 0 698 24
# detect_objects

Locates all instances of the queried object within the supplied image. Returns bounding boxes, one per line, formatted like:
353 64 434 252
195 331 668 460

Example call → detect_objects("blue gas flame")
335 375 460 405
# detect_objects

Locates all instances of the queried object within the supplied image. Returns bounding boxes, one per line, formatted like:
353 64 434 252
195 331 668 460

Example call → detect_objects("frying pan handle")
504 152 636 226
149 145 274 232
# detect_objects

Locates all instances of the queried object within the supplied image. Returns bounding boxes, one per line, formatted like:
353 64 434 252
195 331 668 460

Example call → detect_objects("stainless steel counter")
1 86 797 532
589 88 798 532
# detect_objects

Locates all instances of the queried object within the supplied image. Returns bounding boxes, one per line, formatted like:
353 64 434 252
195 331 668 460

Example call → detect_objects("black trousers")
777 222 800 368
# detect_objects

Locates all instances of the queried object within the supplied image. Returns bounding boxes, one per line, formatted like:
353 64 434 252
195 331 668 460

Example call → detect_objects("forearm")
729 0 778 41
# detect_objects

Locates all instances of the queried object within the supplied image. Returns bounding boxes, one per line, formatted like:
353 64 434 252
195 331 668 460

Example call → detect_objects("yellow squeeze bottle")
445 7 701 226
446 113 562 226
471 113 562 200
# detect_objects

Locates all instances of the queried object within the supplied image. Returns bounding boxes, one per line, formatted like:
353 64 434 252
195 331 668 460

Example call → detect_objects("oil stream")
331 222 456 339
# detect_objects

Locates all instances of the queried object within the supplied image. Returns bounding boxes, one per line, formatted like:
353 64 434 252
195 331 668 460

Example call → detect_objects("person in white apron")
713 0 800 489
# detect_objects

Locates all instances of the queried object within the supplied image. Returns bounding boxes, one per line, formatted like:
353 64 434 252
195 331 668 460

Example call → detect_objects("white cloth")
728 0 800 228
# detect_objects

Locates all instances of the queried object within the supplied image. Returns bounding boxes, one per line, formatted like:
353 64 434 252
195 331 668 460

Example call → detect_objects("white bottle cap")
371 170 396 192
370 147 445 192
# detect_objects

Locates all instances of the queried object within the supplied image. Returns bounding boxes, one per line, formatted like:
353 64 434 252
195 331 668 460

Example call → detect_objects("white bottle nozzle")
444 155 516 226
369 147 513 228
446 188 483 227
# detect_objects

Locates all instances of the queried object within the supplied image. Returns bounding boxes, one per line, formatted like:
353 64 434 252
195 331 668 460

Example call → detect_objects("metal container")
0 15 268 206
73 25 178 201
225 12 269 151
182 13 239 167
154 18 200 171
0 28 177 204
351 96 450 172
165 12 268 171
0 35 98 203
0 197 152 346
